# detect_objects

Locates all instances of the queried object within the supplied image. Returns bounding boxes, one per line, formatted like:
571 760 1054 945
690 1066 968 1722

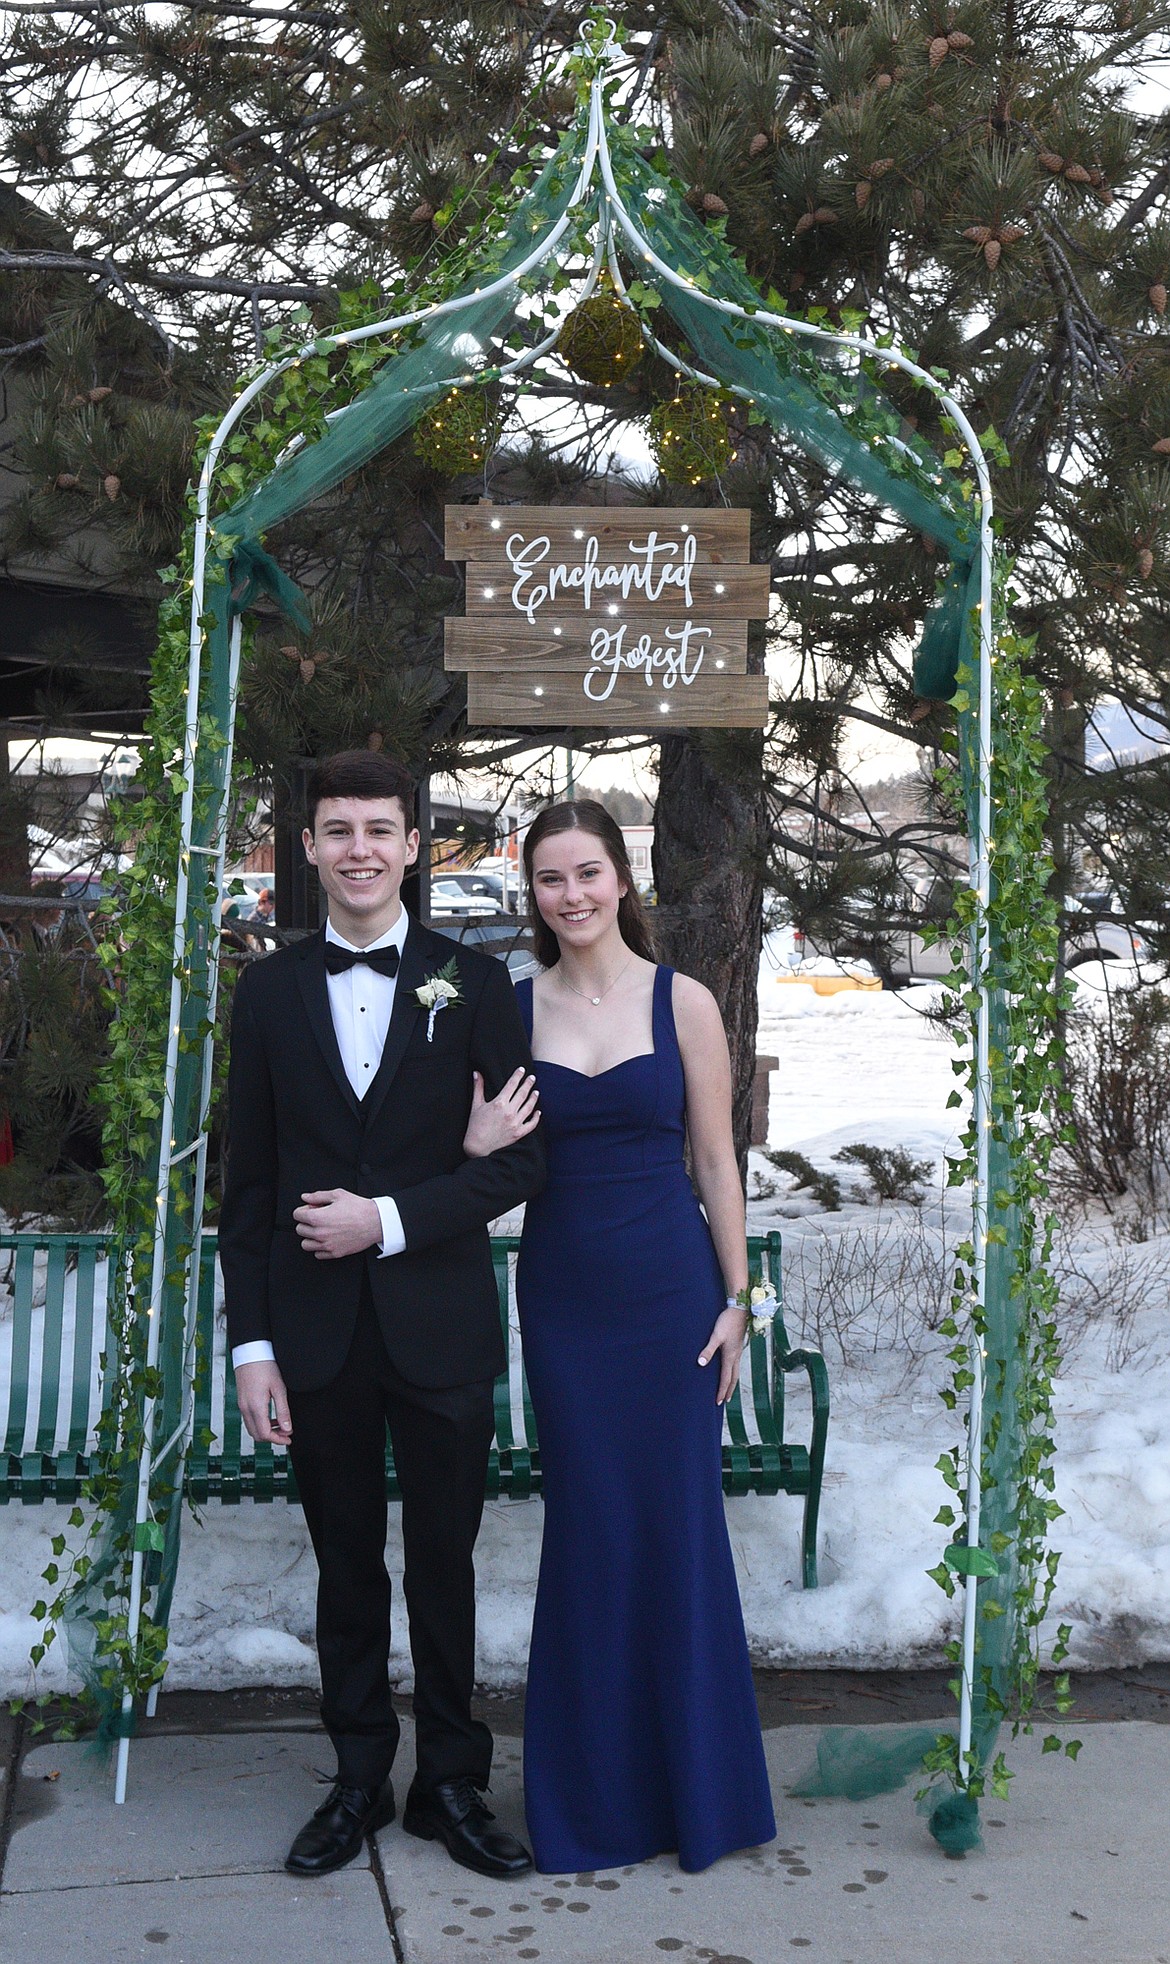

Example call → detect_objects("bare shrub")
1051 1231 1170 1372
781 1205 958 1373
1056 986 1170 1233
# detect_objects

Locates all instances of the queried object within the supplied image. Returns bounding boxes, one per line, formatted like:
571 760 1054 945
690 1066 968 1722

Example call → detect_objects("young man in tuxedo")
219 750 544 1879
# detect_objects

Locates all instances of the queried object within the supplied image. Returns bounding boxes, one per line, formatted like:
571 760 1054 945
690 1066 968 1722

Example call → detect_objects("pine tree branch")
0 249 328 301
0 1 345 15
1114 159 1170 235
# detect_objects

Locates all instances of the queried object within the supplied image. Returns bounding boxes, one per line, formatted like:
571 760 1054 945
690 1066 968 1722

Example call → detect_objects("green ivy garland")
921 576 1077 1811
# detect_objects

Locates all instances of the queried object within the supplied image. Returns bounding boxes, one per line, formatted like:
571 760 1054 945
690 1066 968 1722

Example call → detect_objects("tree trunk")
0 736 31 893
652 730 766 1176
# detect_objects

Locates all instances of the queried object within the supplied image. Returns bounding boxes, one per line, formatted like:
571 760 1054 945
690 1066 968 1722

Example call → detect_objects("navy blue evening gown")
515 966 776 1873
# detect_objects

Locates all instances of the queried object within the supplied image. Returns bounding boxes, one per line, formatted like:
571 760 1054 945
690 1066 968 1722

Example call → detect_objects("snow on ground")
2 964 1170 1700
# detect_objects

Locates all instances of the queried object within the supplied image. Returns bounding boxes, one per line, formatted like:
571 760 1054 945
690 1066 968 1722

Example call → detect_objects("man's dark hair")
305 750 417 831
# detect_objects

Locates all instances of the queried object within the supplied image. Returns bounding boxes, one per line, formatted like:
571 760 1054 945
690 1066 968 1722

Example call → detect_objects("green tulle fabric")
792 1727 951 1802
82 92 1016 1837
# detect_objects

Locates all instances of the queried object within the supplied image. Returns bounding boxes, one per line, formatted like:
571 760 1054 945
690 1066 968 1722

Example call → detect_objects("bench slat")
34 1243 69 1456
4 1244 37 1460
66 1243 100 1456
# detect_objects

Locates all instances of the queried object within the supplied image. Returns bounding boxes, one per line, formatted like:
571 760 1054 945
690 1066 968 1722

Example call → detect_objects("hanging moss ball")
413 389 491 473
648 385 736 485
556 275 644 387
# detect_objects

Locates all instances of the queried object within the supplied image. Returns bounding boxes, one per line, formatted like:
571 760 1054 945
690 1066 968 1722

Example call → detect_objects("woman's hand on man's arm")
463 1067 541 1158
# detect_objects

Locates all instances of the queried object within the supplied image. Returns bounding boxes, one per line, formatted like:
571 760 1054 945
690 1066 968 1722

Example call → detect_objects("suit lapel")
359 918 430 1131
294 929 362 1119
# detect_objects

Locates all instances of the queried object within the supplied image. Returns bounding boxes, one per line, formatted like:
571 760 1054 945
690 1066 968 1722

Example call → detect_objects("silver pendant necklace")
558 953 634 1006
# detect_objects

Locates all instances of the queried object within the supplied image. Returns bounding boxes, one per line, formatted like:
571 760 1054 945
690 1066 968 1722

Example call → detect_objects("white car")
429 879 502 918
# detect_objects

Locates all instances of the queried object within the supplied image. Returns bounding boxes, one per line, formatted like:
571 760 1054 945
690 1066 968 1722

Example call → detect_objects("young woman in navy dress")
467 799 775 1874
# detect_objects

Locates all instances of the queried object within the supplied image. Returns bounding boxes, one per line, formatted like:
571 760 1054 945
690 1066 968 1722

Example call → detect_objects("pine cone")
749 133 769 157
1138 548 1155 578
1038 151 1065 172
856 181 872 211
947 29 974 46
299 658 316 682
795 206 838 233
1152 437 1170 453
366 731 384 751
87 386 113 404
1096 186 1115 205
702 192 729 215
998 223 1027 243
1063 163 1092 184
984 239 1002 269
964 225 993 245
102 473 121 501
928 34 950 66
874 71 894 90
409 201 435 224
911 188 926 218
54 472 79 491
870 157 895 178
1150 282 1168 314
279 645 300 660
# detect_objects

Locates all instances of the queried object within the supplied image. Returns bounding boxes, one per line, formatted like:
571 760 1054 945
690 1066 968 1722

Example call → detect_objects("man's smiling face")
303 795 419 943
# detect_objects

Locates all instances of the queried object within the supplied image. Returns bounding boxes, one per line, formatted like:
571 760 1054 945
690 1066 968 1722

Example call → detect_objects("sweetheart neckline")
534 1052 655 1081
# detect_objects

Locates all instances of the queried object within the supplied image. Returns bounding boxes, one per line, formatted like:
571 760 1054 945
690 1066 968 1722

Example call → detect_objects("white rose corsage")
735 1280 778 1336
416 957 462 1043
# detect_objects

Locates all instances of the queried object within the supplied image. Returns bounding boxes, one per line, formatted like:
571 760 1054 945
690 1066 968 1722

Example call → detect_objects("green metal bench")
0 1228 828 1585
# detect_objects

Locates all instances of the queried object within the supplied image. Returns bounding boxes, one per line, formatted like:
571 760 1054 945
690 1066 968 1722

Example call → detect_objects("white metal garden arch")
117 21 995 1807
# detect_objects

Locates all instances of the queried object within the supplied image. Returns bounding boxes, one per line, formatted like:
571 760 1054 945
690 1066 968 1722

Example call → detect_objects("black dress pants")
287 1280 497 1792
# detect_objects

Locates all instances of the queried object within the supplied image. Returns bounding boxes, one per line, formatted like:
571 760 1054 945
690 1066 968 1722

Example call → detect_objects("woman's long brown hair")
523 800 657 969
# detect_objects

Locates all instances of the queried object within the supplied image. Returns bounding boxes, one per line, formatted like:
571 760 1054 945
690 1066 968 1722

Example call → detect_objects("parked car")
1062 892 1150 968
436 913 540 979
790 922 952 987
437 870 506 903
792 887 1151 987
430 878 503 918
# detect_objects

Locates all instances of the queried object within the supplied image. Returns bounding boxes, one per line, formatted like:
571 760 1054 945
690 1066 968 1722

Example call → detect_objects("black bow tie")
323 942 401 977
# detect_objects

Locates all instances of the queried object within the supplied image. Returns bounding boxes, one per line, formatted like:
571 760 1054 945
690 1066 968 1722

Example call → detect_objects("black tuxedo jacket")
218 919 546 1393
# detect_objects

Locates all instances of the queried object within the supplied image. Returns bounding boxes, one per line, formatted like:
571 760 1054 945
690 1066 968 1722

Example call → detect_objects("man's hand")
235 1359 293 1445
294 1188 383 1259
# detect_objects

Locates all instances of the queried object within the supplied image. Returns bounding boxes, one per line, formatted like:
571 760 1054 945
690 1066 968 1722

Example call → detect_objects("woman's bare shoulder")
669 969 726 1038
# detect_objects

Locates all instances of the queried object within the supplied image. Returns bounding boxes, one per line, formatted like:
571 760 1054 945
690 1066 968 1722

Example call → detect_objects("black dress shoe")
285 1780 395 1876
402 1777 533 1878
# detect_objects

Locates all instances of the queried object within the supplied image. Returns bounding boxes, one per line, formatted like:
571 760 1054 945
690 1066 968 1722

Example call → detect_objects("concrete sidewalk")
3 1702 1170 1964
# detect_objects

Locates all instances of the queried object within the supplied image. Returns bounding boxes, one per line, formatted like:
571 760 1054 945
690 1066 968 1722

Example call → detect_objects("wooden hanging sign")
443 504 769 729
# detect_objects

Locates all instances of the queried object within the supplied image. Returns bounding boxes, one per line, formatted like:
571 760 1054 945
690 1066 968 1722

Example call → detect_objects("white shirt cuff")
375 1195 406 1258
231 1341 276 1368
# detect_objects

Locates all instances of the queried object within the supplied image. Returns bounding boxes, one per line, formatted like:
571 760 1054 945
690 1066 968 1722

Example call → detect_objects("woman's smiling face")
529 828 627 951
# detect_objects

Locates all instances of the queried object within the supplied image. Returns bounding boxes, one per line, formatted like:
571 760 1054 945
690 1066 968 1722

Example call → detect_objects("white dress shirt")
231 909 410 1370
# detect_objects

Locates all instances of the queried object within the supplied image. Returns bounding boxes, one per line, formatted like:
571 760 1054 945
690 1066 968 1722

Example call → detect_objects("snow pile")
2 969 1170 1698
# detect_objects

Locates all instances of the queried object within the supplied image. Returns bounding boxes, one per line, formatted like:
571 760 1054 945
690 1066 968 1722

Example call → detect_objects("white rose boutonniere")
416 956 462 1043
